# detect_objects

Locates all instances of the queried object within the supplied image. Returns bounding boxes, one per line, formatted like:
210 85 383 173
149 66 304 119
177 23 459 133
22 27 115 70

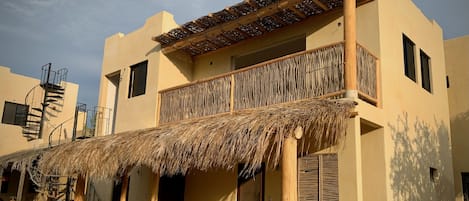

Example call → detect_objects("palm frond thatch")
39 99 354 180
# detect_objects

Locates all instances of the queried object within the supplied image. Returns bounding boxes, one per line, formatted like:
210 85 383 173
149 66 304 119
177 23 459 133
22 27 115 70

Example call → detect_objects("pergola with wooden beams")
153 0 372 57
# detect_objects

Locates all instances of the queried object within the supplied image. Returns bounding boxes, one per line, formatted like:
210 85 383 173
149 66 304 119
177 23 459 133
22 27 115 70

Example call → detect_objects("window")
237 164 264 201
403 34 416 81
2 101 28 126
420 50 432 92
128 61 148 98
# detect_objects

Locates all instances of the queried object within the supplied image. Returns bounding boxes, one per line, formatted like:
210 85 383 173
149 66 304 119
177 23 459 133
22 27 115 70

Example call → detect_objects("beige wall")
445 35 469 201
97 11 190 134
376 0 454 200
0 66 79 156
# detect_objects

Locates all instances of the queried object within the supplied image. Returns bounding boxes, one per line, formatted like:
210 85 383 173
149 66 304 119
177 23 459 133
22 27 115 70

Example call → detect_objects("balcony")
159 42 378 124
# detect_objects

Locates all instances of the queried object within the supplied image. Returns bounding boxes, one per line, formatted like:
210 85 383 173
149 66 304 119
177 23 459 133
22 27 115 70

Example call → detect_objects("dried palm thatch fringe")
39 99 354 180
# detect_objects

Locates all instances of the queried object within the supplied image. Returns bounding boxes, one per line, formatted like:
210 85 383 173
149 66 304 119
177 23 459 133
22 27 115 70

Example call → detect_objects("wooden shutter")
299 155 319 201
298 154 338 201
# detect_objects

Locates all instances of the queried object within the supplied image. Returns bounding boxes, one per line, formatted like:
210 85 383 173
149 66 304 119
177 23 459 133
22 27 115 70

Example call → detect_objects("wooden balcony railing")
158 42 379 124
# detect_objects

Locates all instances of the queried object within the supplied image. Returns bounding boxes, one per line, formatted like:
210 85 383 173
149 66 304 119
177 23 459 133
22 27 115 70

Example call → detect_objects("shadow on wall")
389 113 454 201
450 110 469 199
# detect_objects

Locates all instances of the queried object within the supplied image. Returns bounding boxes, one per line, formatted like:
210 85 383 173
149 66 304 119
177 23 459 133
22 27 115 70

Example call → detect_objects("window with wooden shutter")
298 154 338 201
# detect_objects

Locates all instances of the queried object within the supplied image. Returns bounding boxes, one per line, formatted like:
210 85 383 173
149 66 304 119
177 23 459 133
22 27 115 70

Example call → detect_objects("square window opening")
128 61 148 98
2 101 29 126
403 34 416 82
420 50 432 92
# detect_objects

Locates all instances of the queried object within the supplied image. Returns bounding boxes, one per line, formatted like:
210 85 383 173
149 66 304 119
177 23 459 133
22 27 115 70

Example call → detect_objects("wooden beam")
312 0 330 11
282 127 302 201
74 175 86 201
344 0 357 97
158 0 305 54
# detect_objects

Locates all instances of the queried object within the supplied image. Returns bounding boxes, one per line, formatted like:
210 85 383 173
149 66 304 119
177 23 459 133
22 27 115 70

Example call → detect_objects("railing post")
230 74 235 113
344 0 357 98
156 93 162 127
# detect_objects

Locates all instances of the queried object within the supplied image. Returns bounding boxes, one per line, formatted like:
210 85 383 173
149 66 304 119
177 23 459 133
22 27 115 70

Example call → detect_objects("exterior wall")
0 66 79 156
94 0 456 200
97 11 190 134
96 10 192 201
128 166 156 201
0 66 79 200
445 35 469 201
376 0 454 200
185 169 237 201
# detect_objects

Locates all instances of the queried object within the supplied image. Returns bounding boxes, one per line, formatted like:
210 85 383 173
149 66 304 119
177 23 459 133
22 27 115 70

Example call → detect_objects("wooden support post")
16 163 27 201
0 167 3 194
344 0 357 98
74 175 86 201
282 127 303 201
120 170 130 201
150 173 160 201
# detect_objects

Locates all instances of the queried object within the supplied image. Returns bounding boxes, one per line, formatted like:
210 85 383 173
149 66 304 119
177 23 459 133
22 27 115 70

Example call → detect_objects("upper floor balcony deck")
158 42 379 124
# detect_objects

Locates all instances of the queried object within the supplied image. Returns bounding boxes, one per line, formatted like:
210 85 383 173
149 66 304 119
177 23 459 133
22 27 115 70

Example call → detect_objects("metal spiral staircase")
22 63 68 141
14 64 112 200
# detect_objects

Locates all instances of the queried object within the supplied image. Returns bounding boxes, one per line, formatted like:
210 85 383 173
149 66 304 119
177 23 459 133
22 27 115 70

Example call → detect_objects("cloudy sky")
0 0 468 108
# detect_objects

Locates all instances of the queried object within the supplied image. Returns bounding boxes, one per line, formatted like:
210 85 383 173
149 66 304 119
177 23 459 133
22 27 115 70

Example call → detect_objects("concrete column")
344 0 358 98
282 127 303 201
338 117 363 201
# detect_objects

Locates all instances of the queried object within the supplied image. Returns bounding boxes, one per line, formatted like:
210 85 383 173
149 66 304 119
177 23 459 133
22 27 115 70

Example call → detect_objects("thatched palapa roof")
39 99 354 180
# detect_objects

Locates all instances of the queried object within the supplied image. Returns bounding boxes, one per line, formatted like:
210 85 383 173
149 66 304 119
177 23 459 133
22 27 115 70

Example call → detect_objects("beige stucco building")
446 35 469 201
83 0 456 200
0 66 79 201
0 0 455 201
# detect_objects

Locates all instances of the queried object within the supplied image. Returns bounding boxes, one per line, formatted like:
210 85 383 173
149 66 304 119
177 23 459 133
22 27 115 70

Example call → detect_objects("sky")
0 0 468 108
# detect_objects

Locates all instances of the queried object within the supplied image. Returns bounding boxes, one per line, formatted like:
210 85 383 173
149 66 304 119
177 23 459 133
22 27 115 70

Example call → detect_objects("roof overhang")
153 0 373 56
39 99 355 179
